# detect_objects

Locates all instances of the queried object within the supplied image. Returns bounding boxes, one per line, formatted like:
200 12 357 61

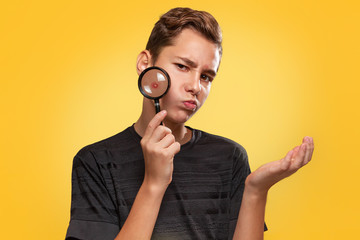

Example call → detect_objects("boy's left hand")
245 136 314 195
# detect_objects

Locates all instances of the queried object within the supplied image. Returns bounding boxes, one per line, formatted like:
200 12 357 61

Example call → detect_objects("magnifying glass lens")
138 67 171 115
140 69 169 98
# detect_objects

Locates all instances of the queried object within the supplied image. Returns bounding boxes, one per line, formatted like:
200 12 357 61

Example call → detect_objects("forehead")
159 28 221 70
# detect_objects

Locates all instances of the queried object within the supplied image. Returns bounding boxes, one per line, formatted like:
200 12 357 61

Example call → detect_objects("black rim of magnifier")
138 66 171 100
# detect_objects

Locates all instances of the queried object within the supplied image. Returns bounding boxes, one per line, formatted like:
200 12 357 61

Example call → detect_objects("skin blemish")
151 82 159 89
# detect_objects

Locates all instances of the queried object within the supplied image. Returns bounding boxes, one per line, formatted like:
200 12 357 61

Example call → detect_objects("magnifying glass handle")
154 99 163 125
154 99 160 113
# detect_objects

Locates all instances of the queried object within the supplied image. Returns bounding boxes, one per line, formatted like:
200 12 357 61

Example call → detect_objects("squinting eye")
176 64 188 71
201 74 212 82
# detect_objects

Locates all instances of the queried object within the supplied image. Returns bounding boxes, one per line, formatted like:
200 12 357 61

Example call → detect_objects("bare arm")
115 111 180 239
233 137 314 240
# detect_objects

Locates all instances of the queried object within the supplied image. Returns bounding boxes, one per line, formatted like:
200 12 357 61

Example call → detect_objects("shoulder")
195 129 247 152
75 125 139 161
192 128 248 160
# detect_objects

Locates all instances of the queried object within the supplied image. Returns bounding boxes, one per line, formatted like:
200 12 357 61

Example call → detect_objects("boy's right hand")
140 110 181 193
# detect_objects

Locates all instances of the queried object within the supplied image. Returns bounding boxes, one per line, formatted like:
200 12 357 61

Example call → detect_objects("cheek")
201 84 211 96
198 88 210 105
160 89 177 105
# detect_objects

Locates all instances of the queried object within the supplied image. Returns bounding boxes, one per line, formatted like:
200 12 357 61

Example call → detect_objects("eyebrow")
176 57 217 77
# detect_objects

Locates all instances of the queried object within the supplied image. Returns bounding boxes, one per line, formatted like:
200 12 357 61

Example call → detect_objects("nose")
185 72 201 95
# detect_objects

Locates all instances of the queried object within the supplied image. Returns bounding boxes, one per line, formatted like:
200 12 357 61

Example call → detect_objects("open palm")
246 137 314 193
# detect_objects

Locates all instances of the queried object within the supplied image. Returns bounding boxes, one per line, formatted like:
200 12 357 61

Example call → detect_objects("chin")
167 111 195 125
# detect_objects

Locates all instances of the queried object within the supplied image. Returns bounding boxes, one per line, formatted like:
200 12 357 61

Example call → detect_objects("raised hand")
140 110 181 192
115 111 181 239
245 136 314 195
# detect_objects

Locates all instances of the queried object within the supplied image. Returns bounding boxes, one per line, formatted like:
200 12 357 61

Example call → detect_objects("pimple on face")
151 82 159 89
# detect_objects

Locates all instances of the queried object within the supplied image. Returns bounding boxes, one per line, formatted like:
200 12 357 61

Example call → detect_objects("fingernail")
301 144 307 150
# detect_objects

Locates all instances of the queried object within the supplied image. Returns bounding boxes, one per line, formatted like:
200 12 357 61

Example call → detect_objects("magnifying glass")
138 66 171 113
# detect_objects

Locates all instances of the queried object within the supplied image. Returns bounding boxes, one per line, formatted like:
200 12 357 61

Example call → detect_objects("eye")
200 74 213 82
176 63 189 71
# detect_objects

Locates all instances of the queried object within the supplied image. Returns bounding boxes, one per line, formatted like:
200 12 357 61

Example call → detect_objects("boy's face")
153 28 221 124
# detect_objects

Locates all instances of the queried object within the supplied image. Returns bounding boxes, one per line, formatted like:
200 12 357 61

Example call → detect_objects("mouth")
183 100 197 111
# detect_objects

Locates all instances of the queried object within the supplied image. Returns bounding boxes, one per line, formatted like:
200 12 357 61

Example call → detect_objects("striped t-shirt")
66 125 256 240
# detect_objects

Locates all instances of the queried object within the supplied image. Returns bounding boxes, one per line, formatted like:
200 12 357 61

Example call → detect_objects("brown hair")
146 7 222 64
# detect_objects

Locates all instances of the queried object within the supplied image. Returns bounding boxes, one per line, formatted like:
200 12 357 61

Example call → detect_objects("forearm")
232 137 314 239
115 182 166 240
232 185 267 240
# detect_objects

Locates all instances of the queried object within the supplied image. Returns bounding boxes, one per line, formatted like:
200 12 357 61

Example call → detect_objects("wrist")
141 178 168 198
244 181 269 200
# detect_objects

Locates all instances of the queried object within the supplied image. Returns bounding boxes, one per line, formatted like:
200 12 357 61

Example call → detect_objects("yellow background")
1 0 359 239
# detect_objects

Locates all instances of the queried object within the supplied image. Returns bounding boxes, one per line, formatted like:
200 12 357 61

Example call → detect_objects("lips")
183 100 197 110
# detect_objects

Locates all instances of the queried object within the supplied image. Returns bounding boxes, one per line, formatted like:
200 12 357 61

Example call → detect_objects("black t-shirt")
66 125 261 240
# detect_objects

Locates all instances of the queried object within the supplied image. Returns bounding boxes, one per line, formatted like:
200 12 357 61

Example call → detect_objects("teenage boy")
66 7 314 240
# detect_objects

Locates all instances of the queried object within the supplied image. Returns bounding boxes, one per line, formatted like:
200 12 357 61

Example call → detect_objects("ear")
136 50 152 75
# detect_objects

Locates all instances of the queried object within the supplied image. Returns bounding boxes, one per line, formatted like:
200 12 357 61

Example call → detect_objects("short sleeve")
228 145 267 239
65 148 119 240
228 145 251 233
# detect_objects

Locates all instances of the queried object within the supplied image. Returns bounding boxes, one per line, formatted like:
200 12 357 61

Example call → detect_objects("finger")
150 125 172 142
303 143 312 166
285 149 294 161
310 137 314 155
310 137 314 158
302 136 310 144
303 137 314 165
143 110 167 139
166 141 181 156
280 149 294 171
293 144 307 169
291 146 300 160
158 132 176 148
